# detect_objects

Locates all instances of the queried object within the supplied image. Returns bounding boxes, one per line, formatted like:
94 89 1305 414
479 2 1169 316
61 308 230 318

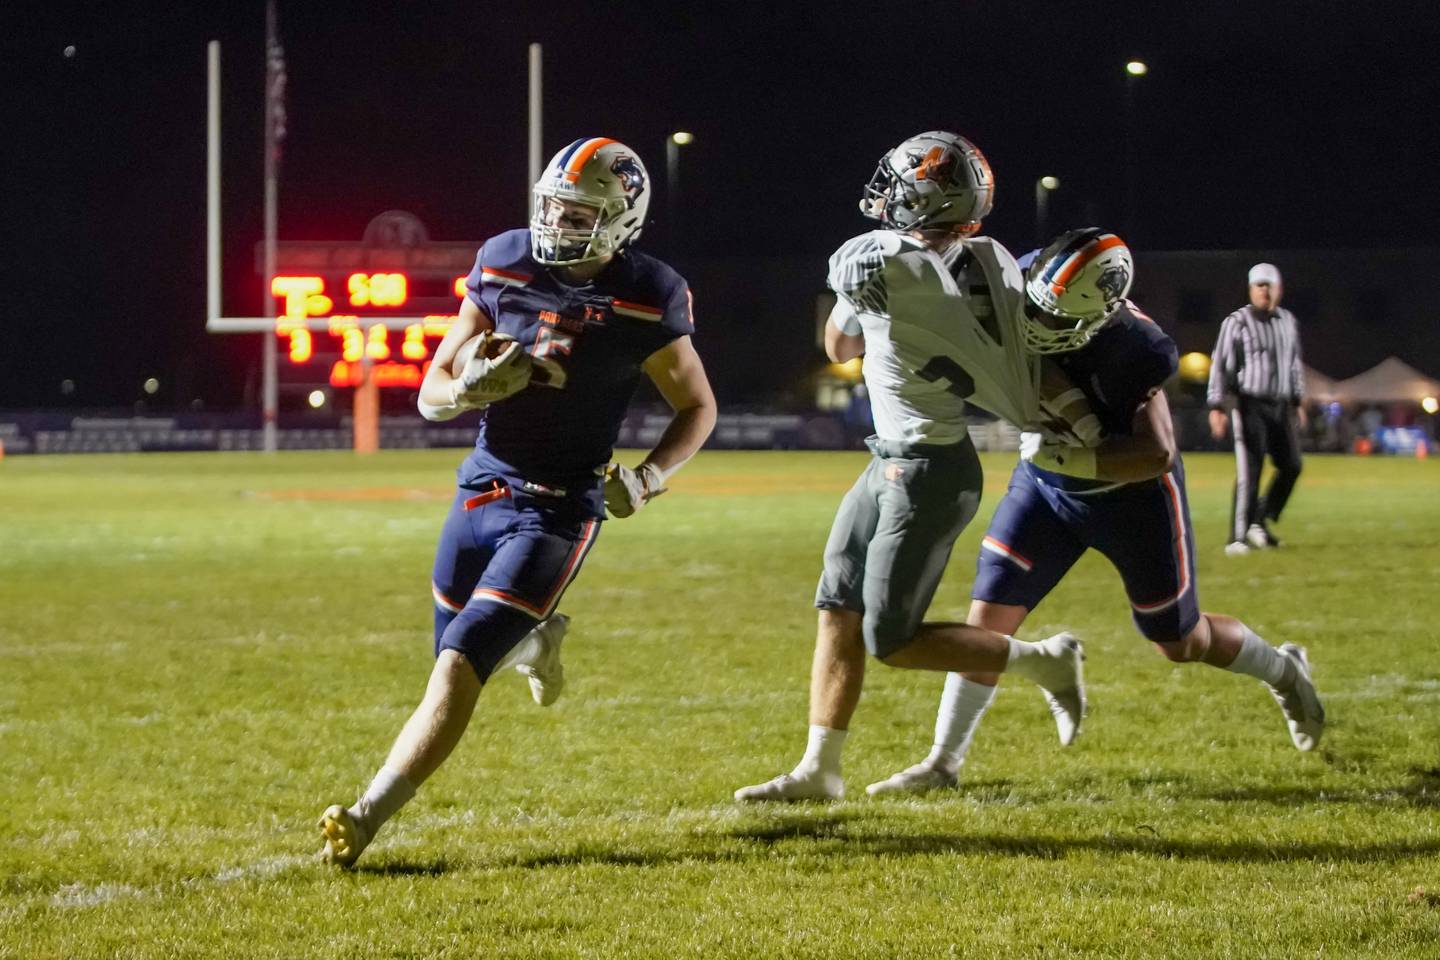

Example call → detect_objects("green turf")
1 449 1437 958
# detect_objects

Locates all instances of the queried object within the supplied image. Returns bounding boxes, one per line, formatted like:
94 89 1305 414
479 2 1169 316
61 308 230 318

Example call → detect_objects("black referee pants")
1229 396 1303 543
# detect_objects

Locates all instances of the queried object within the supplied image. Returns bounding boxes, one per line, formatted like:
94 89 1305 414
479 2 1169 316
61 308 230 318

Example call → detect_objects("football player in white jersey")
735 131 1087 802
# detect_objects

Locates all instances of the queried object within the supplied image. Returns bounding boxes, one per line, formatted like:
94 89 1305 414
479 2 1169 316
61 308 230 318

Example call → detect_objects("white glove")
603 461 668 518
450 332 533 408
1021 431 1098 479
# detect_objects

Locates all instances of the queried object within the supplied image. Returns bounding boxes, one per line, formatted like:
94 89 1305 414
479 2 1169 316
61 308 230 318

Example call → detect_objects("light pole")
1124 59 1147 243
665 130 693 251
1035 175 1060 245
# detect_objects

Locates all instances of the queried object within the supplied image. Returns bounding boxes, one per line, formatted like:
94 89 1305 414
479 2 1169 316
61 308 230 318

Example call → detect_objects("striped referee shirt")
1206 305 1304 407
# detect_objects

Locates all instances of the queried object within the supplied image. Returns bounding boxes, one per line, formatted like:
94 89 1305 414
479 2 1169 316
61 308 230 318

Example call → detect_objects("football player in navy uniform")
868 229 1326 797
318 137 716 865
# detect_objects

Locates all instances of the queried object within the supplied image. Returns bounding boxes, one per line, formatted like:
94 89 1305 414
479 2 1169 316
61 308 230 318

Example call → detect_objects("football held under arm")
1026 388 1176 482
418 296 505 421
1036 360 1102 446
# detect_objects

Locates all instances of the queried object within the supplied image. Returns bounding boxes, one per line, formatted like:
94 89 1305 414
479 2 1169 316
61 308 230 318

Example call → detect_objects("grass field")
2 449 1438 958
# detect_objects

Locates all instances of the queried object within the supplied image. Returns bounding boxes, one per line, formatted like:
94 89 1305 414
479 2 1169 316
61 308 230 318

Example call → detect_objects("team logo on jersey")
610 155 646 208
1096 265 1131 302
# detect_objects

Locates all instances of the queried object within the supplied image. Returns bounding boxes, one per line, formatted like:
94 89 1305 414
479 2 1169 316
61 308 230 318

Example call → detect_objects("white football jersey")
827 230 1041 445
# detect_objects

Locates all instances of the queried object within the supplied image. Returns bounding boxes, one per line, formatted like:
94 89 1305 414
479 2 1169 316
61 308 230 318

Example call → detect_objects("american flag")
266 0 287 162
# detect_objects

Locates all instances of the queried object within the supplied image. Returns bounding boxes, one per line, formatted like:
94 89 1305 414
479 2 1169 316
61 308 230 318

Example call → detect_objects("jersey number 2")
917 355 975 399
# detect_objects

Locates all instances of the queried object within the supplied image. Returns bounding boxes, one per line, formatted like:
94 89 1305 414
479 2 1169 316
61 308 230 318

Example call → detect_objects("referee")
1207 262 1307 555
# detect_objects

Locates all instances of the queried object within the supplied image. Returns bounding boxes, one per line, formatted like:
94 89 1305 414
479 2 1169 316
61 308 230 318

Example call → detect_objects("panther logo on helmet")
1022 228 1135 354
1096 265 1131 302
610 155 647 208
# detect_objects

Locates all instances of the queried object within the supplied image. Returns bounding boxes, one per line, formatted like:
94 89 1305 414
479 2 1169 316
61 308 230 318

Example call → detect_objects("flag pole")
262 0 285 452
528 43 542 214
206 42 220 327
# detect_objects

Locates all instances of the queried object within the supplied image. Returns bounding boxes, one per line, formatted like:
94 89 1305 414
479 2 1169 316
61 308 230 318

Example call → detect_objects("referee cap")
1248 262 1282 286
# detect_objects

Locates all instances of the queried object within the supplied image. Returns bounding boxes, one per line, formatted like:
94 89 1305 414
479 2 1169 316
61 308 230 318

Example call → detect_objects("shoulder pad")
478 229 535 278
827 231 910 295
961 235 1012 263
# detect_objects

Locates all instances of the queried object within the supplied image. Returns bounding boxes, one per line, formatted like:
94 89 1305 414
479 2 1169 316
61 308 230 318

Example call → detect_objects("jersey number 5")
530 326 573 389
917 355 975 399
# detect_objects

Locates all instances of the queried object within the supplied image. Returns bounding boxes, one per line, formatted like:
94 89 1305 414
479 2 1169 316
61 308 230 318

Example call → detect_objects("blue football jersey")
1052 301 1178 438
1028 301 1179 494
457 229 694 510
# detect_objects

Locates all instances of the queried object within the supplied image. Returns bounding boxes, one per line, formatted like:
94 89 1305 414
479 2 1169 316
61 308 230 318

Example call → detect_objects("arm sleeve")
1206 315 1237 409
828 298 863 336
663 282 696 338
635 276 696 358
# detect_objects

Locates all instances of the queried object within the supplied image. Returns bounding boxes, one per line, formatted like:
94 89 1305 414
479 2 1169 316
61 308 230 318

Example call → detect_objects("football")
451 331 553 388
1038 358 1103 446
449 331 514 378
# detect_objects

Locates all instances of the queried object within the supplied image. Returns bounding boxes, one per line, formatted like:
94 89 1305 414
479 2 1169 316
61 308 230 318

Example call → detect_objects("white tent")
1330 357 1440 404
1301 364 1339 401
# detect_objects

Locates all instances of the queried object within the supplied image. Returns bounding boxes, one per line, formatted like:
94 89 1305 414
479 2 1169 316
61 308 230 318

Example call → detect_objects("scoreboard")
256 212 480 390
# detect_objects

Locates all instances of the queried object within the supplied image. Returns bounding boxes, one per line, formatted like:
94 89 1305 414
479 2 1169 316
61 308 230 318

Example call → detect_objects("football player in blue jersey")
867 229 1326 797
318 137 716 865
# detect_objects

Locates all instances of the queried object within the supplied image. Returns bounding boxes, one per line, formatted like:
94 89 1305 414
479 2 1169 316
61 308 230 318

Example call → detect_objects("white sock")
793 725 847 779
350 766 416 835
494 625 542 672
930 674 999 771
1226 626 1293 687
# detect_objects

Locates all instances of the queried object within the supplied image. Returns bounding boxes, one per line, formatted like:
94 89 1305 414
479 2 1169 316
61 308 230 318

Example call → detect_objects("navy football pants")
430 482 600 681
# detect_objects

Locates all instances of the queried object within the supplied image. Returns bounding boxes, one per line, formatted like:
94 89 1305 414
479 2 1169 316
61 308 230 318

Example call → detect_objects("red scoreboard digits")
269 272 466 388
261 211 482 391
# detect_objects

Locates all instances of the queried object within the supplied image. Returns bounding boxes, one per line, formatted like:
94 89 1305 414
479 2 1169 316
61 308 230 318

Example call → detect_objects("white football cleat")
1267 643 1325 751
865 760 959 797
1246 524 1278 549
733 771 843 802
1224 541 1252 557
516 613 568 706
1037 632 1086 746
317 804 370 867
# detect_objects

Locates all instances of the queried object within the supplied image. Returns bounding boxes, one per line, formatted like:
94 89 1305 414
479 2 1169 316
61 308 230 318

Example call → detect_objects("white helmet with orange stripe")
531 137 651 265
1023 228 1135 353
860 131 994 234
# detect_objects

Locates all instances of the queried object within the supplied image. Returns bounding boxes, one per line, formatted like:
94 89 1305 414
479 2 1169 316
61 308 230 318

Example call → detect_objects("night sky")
3 0 1438 410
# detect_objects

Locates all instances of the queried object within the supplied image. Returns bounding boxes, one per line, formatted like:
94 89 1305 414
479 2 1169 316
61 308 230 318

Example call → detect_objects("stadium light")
1423 396 1439 415
1035 176 1060 244
1126 60 1148 76
666 132 695 248
308 389 328 409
